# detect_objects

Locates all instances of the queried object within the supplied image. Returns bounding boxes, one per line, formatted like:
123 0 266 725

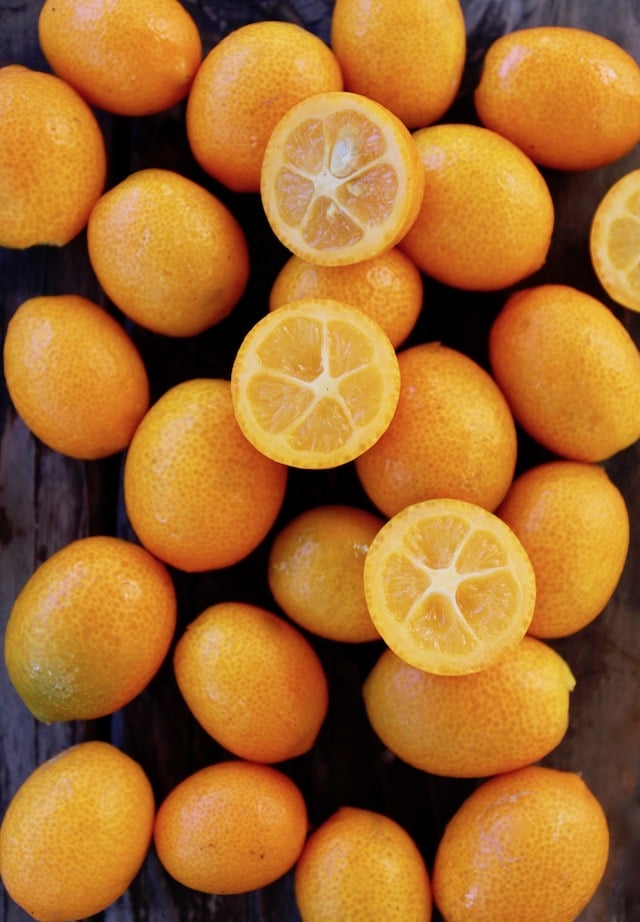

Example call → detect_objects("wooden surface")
1 1 639 919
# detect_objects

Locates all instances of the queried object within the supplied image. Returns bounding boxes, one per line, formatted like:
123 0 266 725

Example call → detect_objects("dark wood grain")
1 1 639 920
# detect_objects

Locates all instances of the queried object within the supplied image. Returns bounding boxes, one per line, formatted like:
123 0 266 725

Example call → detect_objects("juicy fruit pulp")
231 298 401 469
590 167 640 312
363 498 537 676
260 91 425 265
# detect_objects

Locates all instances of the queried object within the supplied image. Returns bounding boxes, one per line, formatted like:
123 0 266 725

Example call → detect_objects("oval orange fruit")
363 637 575 778
39 0 202 116
488 283 640 461
0 64 106 249
154 760 308 895
330 0 465 129
0 740 154 922
399 123 554 291
362 498 537 676
497 460 630 638
123 378 288 572
3 294 149 460
475 26 640 171
268 504 383 643
432 765 610 922
294 806 432 922
260 91 425 266
355 342 518 518
173 601 329 763
4 535 177 723
87 168 249 337
186 20 343 193
268 248 423 348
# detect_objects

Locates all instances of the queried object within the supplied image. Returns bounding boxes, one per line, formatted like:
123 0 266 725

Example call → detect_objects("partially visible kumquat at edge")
0 64 106 249
475 26 640 171
590 168 640 312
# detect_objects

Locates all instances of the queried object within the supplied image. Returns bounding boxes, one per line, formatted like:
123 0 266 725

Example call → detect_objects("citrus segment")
590 168 640 312
260 91 425 266
231 299 400 469
363 498 536 675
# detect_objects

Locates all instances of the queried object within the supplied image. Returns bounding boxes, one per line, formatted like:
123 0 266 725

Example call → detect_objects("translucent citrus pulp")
590 168 640 312
230 298 401 469
363 498 536 675
260 91 425 266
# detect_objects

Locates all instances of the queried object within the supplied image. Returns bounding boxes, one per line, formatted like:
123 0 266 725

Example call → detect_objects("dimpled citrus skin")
268 248 423 348
38 0 202 116
475 26 640 171
489 284 640 462
173 601 329 763
399 123 554 291
497 460 630 638
363 637 575 778
123 378 288 572
3 294 149 460
87 168 250 337
432 766 610 922
186 20 343 193
330 0 465 129
4 535 177 723
0 64 106 249
294 806 432 922
0 741 155 922
154 760 308 895
267 504 383 643
355 342 518 518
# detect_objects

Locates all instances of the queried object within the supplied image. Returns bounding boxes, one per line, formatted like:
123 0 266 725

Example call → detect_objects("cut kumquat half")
230 298 401 469
363 498 536 676
590 168 640 312
260 91 425 266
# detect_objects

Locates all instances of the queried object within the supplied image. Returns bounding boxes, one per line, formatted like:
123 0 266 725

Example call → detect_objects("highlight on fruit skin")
363 636 575 778
475 25 640 171
432 765 610 922
0 741 155 922
3 294 150 460
0 63 107 249
4 535 177 723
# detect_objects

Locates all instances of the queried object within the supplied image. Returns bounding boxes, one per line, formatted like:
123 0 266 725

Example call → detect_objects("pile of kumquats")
1 0 640 919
